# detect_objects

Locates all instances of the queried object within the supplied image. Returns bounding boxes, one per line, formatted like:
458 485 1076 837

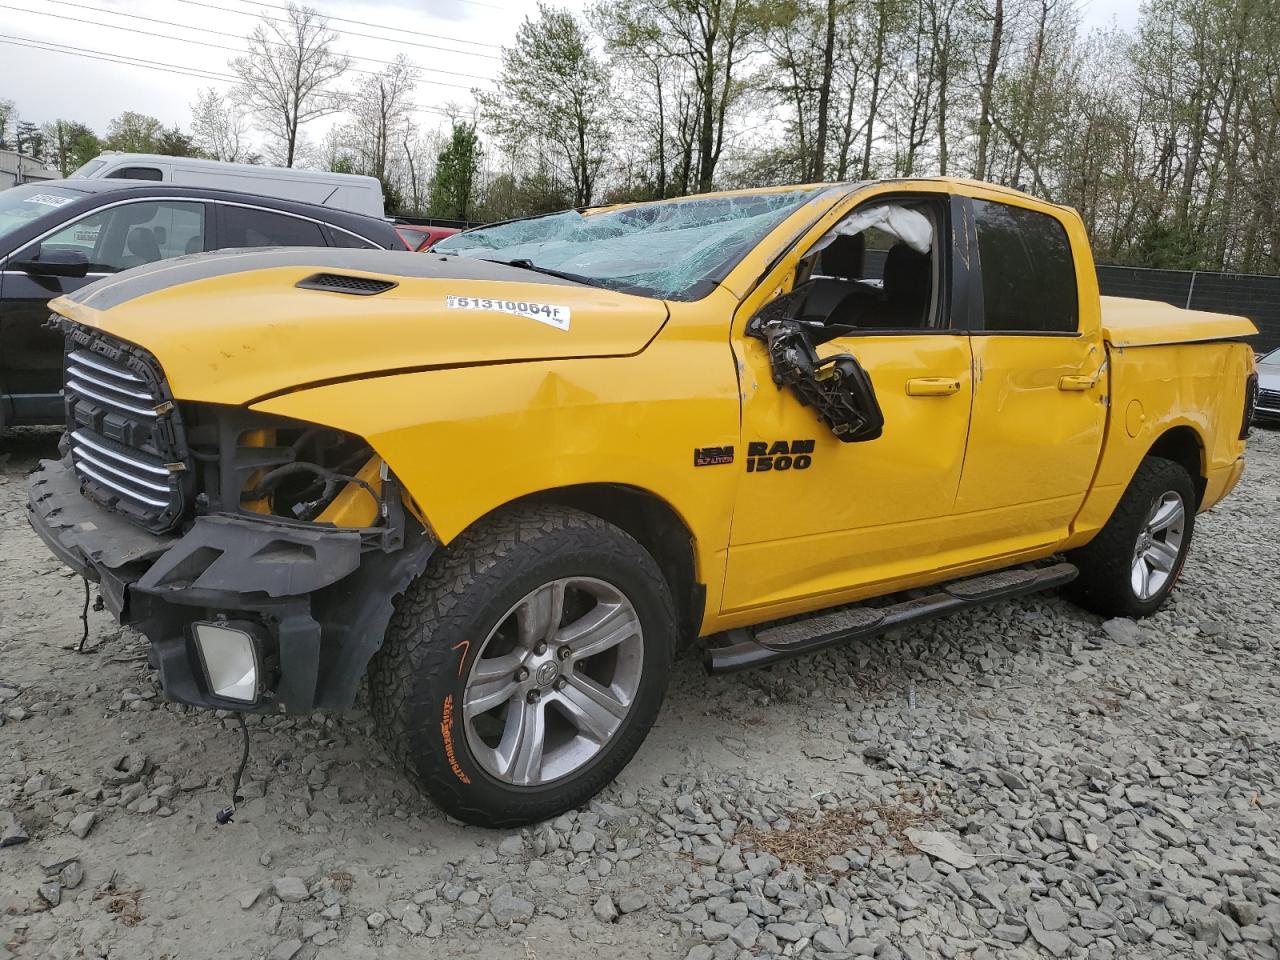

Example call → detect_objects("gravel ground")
2 426 1279 960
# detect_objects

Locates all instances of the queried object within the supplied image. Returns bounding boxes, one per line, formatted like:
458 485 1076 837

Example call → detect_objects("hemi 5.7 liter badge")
694 445 735 467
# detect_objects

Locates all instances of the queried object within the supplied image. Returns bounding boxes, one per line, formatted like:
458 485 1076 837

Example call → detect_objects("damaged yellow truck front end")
27 180 1257 825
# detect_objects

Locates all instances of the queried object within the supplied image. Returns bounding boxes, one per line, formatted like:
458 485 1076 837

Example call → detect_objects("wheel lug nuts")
554 678 567 691
515 667 529 681
534 643 547 655
558 647 571 660
527 690 541 704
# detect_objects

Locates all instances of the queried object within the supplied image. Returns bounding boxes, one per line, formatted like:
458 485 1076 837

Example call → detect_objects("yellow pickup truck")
27 179 1258 825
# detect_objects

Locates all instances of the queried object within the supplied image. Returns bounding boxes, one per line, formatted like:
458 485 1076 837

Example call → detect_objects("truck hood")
50 248 669 405
1100 296 1257 348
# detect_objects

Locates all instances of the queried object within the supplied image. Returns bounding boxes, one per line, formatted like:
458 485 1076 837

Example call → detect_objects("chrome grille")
60 322 190 533
1258 387 1280 409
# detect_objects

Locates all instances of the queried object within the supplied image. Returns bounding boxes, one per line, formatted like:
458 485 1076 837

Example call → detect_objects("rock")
1030 899 1068 932
592 894 618 923
813 928 844 953
497 835 524 857
1102 618 1145 644
998 770 1029 792
238 888 263 910
904 828 978 868
68 812 96 840
38 881 61 907
272 876 310 903
0 812 28 848
58 860 83 889
366 911 387 929
617 890 649 914
401 906 426 934
1030 925 1072 957
993 923 1028 943
267 939 302 960
570 831 596 854
490 893 534 925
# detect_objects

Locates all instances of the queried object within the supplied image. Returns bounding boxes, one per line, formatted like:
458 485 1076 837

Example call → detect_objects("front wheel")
369 505 677 826
1065 456 1197 618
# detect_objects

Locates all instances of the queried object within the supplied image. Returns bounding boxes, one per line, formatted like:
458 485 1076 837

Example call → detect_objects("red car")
395 224 460 251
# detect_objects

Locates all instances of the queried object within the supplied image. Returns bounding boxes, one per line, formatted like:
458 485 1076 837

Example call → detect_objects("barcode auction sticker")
446 295 571 331
24 193 73 207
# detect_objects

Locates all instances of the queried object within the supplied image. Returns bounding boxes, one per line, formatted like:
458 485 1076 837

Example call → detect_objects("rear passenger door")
954 194 1107 552
215 205 327 249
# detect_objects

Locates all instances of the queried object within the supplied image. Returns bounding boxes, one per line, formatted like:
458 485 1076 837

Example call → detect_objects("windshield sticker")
446 295 570 331
24 193 73 207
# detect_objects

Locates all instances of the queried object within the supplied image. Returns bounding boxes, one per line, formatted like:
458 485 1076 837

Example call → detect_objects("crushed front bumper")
28 456 435 713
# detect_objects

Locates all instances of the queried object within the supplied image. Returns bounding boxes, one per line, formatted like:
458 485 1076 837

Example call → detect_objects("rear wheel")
1065 456 1197 618
369 505 677 826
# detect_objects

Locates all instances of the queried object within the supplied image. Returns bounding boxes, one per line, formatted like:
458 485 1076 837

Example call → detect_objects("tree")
348 55 419 183
191 88 249 162
42 120 100 176
103 111 166 152
596 0 764 192
430 121 483 220
480 5 610 207
0 99 14 151
230 3 350 167
15 120 44 161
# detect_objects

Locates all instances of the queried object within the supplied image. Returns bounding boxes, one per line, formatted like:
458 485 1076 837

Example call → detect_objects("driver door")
721 188 975 616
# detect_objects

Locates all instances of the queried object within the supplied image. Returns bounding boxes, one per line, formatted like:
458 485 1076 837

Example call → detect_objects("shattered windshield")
434 189 824 301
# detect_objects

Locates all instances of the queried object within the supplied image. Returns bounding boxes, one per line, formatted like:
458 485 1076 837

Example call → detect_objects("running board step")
706 561 1078 673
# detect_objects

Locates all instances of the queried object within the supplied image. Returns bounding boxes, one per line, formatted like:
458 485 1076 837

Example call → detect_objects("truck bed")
1101 296 1257 348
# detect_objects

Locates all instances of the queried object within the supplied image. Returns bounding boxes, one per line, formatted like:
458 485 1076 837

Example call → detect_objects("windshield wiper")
480 258 597 287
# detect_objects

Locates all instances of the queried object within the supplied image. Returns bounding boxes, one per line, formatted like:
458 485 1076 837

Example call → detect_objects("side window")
221 207 325 248
796 199 941 331
972 199 1078 333
24 200 205 272
328 228 379 249
106 166 163 181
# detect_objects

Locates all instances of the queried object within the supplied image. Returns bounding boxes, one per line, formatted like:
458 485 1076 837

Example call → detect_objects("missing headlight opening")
179 406 387 528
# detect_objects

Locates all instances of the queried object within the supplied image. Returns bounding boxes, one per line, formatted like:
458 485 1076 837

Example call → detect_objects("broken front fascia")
434 188 824 301
26 452 435 714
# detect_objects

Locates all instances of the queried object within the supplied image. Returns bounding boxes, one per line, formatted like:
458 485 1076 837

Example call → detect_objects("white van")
68 153 385 219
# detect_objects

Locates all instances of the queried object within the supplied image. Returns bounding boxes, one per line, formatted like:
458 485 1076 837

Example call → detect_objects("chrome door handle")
906 377 961 397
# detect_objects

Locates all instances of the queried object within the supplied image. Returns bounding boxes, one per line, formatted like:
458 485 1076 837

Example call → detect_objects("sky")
0 0 1142 153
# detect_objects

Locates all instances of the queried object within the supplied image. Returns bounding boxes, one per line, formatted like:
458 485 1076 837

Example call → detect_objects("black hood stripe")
64 248 583 312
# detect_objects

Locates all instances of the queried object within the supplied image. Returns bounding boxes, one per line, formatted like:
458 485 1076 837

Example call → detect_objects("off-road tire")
1065 456 1196 618
368 504 677 826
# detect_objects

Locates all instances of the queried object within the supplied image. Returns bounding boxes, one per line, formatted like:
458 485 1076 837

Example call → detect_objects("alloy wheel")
1131 491 1186 601
461 577 644 786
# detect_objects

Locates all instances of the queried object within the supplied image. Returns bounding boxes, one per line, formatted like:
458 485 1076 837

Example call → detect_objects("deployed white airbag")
811 204 934 256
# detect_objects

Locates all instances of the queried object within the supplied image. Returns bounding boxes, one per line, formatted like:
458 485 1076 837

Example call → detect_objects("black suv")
0 180 402 428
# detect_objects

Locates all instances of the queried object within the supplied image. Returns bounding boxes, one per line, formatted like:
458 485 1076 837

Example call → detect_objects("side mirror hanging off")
747 309 884 443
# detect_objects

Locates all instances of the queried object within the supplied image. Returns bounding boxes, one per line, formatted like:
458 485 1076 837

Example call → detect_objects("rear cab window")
972 199 1078 334
219 206 326 248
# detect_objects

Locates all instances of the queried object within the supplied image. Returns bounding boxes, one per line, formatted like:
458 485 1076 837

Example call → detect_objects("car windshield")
68 158 107 179
433 188 824 301
1260 348 1280 368
0 184 82 246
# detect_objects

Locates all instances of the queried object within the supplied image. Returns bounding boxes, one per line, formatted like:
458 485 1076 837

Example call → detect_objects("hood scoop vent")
297 273 398 296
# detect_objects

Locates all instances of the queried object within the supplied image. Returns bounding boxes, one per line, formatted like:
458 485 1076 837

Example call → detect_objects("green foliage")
478 4 610 206
430 122 483 221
